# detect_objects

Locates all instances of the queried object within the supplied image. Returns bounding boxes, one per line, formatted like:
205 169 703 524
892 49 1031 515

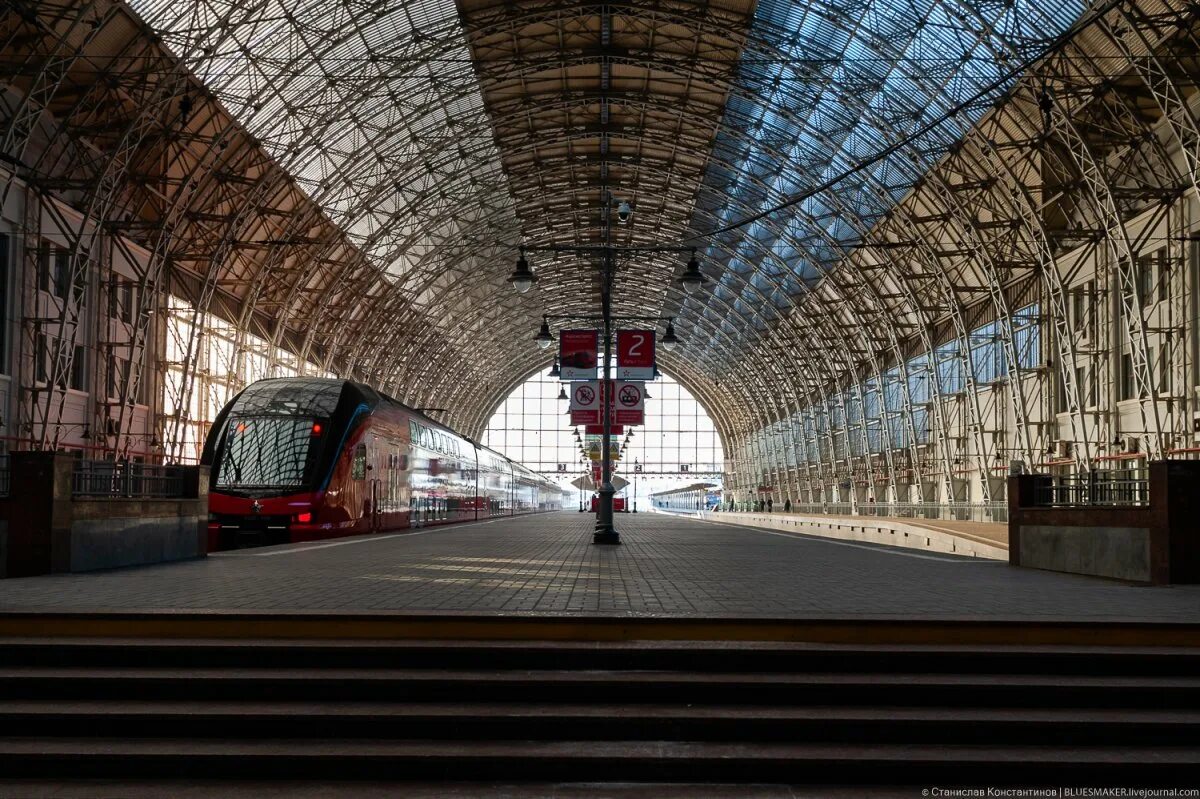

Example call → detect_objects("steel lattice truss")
4 0 1200 502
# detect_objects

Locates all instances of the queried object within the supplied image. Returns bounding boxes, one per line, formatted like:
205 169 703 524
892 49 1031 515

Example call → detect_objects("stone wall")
0 452 208 577
1008 461 1200 585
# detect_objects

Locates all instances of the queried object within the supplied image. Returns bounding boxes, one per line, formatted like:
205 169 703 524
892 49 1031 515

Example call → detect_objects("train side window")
351 444 367 480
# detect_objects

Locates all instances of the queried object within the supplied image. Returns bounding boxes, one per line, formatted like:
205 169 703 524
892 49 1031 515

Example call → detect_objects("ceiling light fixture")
679 252 706 294
535 319 553 349
510 251 536 294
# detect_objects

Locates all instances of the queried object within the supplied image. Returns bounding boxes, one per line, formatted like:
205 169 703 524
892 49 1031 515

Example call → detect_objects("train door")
470 447 480 521
509 463 516 515
351 442 368 529
388 444 401 530
369 434 384 532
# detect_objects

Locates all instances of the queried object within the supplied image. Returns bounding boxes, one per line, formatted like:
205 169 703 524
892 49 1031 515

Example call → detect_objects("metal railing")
855 502 1008 524
1034 469 1149 508
72 460 186 499
725 500 1008 523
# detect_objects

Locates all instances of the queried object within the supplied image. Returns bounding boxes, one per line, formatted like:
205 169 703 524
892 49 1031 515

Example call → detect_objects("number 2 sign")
616 329 656 380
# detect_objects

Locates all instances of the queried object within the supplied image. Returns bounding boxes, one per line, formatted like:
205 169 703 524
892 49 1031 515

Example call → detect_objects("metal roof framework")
3 0 1200 472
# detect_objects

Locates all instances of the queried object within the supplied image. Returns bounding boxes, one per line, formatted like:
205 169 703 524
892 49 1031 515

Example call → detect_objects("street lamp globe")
535 319 553 349
662 321 679 351
679 254 705 294
510 253 536 294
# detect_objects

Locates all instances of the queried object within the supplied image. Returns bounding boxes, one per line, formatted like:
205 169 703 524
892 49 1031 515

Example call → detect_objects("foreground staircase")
0 637 1198 785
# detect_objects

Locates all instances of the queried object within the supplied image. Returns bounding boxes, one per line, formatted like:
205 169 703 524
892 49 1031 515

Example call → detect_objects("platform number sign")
680 464 690 473
557 463 567 473
616 329 656 380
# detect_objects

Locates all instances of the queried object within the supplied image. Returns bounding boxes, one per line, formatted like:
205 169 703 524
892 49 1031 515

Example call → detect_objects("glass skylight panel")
128 0 517 288
694 0 1086 335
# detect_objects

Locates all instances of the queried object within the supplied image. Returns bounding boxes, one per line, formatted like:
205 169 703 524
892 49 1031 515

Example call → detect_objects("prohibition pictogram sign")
618 385 641 406
575 385 596 405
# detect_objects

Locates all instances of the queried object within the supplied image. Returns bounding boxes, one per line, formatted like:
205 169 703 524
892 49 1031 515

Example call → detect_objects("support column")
594 246 620 545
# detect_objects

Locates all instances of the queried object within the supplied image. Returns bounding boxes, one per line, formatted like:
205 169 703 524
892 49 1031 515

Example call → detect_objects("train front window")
216 416 322 490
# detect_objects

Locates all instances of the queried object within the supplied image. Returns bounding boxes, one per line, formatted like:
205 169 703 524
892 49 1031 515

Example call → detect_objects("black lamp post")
633 457 639 513
516 246 698 544
592 246 621 543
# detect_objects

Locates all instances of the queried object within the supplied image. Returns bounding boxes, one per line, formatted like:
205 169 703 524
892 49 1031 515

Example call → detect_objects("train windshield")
215 416 323 490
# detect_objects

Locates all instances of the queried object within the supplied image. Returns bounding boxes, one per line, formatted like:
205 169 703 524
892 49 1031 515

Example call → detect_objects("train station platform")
0 511 1196 641
669 509 1009 560
2 511 1200 790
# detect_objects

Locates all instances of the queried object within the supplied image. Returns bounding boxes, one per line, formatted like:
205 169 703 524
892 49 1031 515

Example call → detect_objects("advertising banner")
616 330 656 380
559 329 598 380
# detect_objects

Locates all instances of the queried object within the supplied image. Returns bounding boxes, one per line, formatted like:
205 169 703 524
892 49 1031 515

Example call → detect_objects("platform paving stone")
0 511 1197 620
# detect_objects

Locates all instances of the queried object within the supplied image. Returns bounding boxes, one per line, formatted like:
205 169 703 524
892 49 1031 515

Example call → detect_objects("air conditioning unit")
1056 439 1070 459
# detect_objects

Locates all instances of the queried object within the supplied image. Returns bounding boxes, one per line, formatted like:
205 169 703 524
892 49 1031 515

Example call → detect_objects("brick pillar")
3 452 74 577
1007 474 1050 568
1155 460 1200 584
179 464 211 499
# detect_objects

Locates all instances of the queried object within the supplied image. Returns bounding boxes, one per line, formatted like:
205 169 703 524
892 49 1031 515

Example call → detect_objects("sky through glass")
482 371 725 504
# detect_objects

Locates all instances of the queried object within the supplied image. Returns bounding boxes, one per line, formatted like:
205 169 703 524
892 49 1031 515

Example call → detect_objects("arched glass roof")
9 0 1184 449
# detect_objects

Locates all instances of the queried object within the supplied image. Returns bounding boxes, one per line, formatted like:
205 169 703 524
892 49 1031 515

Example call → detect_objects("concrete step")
3 700 1198 745
0 781 872 799
1 738 1197 782
7 636 1198 784
3 665 1198 707
4 637 1200 675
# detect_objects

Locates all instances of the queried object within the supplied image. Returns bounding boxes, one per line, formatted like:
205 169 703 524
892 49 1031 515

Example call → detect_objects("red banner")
613 381 644 425
616 330 656 380
585 424 624 435
568 381 600 425
572 380 643 425
559 329 598 380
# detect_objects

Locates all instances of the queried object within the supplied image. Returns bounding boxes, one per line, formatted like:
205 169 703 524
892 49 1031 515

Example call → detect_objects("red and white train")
202 377 562 550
